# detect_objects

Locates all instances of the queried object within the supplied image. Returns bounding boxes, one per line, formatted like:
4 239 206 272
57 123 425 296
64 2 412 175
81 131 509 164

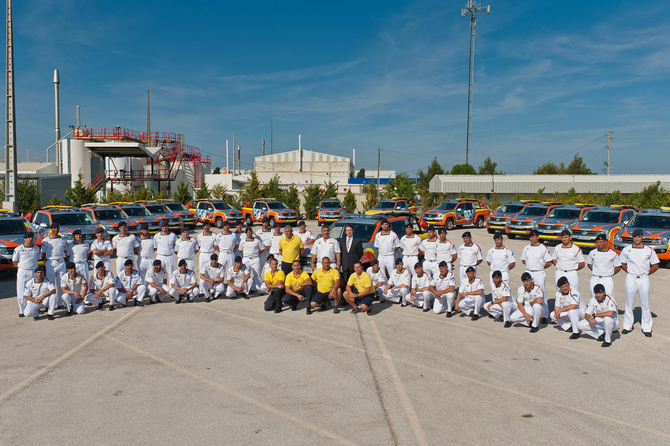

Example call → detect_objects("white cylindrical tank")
70 139 91 186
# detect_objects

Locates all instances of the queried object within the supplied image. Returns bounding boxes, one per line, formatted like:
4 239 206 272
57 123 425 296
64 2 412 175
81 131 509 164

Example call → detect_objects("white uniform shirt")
411 273 434 290
61 273 87 295
145 268 168 286
24 278 55 298
41 237 67 260
516 284 544 306
91 239 113 262
197 233 218 254
521 243 552 271
619 245 659 276
153 232 177 256
203 262 225 281
366 267 387 287
217 232 238 253
552 243 584 271
458 243 482 267
116 270 143 290
491 282 513 302
486 246 515 273
458 276 485 295
297 230 315 245
269 233 283 255
585 295 617 316
90 271 115 292
312 237 341 263
170 269 197 288
112 234 139 258
388 268 411 288
255 229 273 250
12 244 40 270
586 249 621 277
555 287 586 311
433 272 456 291
374 231 400 256
175 237 199 259
400 234 422 256
419 238 439 261
226 266 249 286
67 242 90 263
239 238 264 258
436 240 457 264
137 237 155 259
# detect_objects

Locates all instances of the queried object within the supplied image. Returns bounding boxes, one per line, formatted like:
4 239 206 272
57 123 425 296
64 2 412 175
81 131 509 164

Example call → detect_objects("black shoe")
569 333 581 339
291 304 298 311
205 297 211 303
488 314 495 319
504 321 512 328
423 307 430 312
601 341 611 348
122 302 128 307
643 331 652 338
66 311 73 317
134 299 144 307
175 298 180 304
333 306 340 314
18 313 24 318
597 334 605 342
243 293 250 300
622 328 633 334
58 305 66 310
529 326 539 333
379 297 385 304
274 307 282 314
47 315 54 320
98 302 104 309
446 311 453 318
188 297 194 303
541 317 548 325
367 304 373 315
459 312 466 317
320 303 327 312
33 316 39 321
306 307 312 315
109 305 115 311
495 316 503 322
471 314 480 321
566 326 573 333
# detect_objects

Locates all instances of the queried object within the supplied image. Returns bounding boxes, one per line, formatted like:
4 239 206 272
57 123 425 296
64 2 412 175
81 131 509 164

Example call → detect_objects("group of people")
11 215 659 347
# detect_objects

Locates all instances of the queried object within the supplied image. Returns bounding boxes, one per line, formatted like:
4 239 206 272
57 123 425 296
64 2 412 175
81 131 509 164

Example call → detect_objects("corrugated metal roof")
255 149 350 164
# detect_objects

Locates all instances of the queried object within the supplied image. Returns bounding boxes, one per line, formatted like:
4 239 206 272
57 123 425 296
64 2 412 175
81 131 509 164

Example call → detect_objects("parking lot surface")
1 222 669 445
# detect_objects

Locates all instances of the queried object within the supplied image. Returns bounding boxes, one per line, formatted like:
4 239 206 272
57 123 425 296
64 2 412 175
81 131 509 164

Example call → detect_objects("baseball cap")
298 221 306 227
210 253 218 260
66 262 76 270
395 258 403 265
492 270 502 278
414 262 423 270
465 266 475 273
528 229 539 237
438 261 448 268
118 221 127 228
95 227 105 233
180 226 189 232
557 276 569 287
160 220 169 227
595 234 606 241
140 223 149 230
72 229 82 235
380 218 389 225
49 223 59 228
262 216 269 223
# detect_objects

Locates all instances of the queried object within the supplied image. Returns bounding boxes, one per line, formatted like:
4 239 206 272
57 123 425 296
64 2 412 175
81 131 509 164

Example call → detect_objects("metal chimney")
299 134 302 172
54 69 61 173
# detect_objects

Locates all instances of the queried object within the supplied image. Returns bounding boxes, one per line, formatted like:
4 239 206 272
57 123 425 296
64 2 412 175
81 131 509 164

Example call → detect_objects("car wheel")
507 233 516 239
487 228 494 234
215 217 223 229
269 217 276 227
245 215 253 226
445 219 455 230
476 217 485 228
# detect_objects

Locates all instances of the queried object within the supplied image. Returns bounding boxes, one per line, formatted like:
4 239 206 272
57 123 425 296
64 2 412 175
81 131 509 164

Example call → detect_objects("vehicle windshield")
373 201 396 210
267 201 290 210
52 213 94 226
144 204 170 214
498 204 524 213
547 208 581 219
122 206 151 217
94 209 128 220
627 215 670 230
434 202 458 211
0 219 30 234
329 222 376 243
321 201 341 209
164 202 186 211
212 202 235 210
580 211 619 223
519 207 548 216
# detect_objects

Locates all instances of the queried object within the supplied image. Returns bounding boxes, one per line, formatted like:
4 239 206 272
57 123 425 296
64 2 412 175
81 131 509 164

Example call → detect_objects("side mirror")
623 220 629 226
316 206 319 210
40 223 47 228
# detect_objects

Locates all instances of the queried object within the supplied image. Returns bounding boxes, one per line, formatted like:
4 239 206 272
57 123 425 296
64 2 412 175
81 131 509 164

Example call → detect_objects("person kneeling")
343 261 374 314
145 260 170 303
264 258 286 313
551 276 586 339
60 262 89 315
509 272 544 332
455 266 485 320
169 259 198 303
226 256 252 299
23 266 57 320
431 261 456 316
308 257 342 314
577 284 619 347
408 262 434 312
382 258 411 305
200 253 226 302
283 260 313 312
484 270 515 323
86 262 117 309
114 259 146 310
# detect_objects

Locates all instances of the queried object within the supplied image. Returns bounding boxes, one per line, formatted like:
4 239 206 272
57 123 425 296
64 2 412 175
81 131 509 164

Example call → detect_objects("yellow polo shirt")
347 272 372 294
264 269 285 286
278 235 303 263
285 270 309 291
311 267 340 294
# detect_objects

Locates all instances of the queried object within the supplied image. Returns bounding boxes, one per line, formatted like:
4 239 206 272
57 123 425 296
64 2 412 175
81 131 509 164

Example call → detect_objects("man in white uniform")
366 259 387 299
23 266 57 320
374 219 400 279
12 232 40 317
431 261 456 316
90 227 113 272
552 229 585 292
484 270 515 323
268 223 283 265
400 224 422 279
239 226 265 292
455 266 485 320
310 224 341 270
457 232 482 287
550 276 586 338
297 221 316 246
226 256 252 298
86 261 117 309
197 220 218 274
175 227 199 272
418 226 439 279
586 233 621 300
255 217 273 267
485 232 515 292
169 258 198 303
112 221 139 277
576 284 619 347
200 253 226 301
41 222 68 305
509 272 544 332
233 221 245 259
145 259 170 303
408 262 434 311
216 221 237 273
521 229 553 323
66 229 90 279
382 258 411 304
60 262 89 315
136 223 155 279
115 259 146 308
436 229 457 272
619 228 660 337
154 221 177 274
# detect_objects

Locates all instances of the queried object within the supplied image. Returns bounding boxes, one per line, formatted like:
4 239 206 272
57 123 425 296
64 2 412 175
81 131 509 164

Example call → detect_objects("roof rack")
0 210 20 217
520 200 541 203
42 205 74 210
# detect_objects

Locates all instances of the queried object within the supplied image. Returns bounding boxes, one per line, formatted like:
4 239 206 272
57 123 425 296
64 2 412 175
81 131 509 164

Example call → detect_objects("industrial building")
254 149 353 185
0 162 70 206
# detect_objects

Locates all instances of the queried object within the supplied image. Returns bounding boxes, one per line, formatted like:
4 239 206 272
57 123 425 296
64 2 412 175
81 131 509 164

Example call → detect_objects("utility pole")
461 0 490 165
232 126 235 174
3 0 17 211
376 148 380 202
53 69 60 173
225 139 229 173
604 130 612 175
270 113 273 155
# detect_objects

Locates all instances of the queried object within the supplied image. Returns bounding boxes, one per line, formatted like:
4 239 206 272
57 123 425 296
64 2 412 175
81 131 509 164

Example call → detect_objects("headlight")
598 230 608 236
532 221 539 228
0 247 10 255
561 223 570 230
614 234 622 242
658 238 669 245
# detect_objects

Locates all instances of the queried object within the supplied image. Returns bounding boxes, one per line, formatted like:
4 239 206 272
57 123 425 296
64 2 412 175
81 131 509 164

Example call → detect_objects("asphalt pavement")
1 221 669 446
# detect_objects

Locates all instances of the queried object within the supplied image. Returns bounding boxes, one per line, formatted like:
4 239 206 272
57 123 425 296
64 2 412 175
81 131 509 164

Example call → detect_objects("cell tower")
461 0 490 165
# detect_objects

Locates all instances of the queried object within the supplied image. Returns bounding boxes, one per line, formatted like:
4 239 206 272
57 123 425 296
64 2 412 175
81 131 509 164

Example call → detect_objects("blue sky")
9 0 670 176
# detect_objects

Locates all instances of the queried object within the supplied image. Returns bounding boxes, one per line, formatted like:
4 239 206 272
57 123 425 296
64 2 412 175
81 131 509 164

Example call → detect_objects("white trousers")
156 255 174 277
459 265 477 287
61 292 87 314
116 256 132 278
378 255 395 280
23 294 57 317
459 293 484 316
243 257 262 292
382 287 408 303
16 267 33 314
510 303 543 328
405 290 433 309
550 309 585 332
577 316 619 343
169 286 198 300
46 258 66 300
85 288 116 306
488 271 511 297
199 252 215 276
218 252 235 274
589 275 614 301
423 260 439 279
403 256 419 278
117 285 147 302
74 261 89 282
225 280 252 297
110 291 127 307
433 292 456 314
137 257 154 281
526 270 548 317
623 274 652 333
148 284 169 302
200 280 225 297
484 301 516 321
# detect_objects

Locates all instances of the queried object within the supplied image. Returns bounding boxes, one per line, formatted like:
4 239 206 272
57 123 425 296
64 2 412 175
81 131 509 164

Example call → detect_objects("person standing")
115 259 146 308
175 227 199 272
484 270 515 323
86 261 117 309
485 232 515 292
339 224 363 288
278 225 304 275
400 224 422 279
263 257 286 313
509 272 544 332
153 221 177 275
226 256 252 299
418 226 439 278
200 253 226 301
619 228 660 337
255 217 273 267
586 234 621 300
457 232 482 287
41 223 68 306
373 219 399 280
60 262 89 315
520 229 553 323
436 229 457 273
22 266 57 320
311 224 341 270
216 221 237 273
197 220 218 274
169 259 198 303
112 221 139 277
233 221 245 259
431 261 456 316
576 284 619 347
454 266 485 320
66 229 90 279
296 221 316 247
90 227 113 272
136 223 155 279
12 232 40 317
552 229 585 292
145 259 170 303
239 226 265 293
268 223 284 265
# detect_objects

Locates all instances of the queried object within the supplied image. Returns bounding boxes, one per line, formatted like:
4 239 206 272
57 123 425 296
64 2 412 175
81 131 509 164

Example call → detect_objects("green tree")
134 185 153 201
513 192 524 201
15 177 41 214
362 182 379 211
601 190 628 206
261 175 281 199
100 190 124 204
528 187 546 202
155 191 166 200
343 189 357 214
533 162 563 174
564 153 592 174
238 171 262 207
383 173 415 201
322 181 338 199
48 194 62 206
172 181 193 205
303 184 321 219
356 168 366 179
451 163 477 175
212 167 221 174
65 172 97 207
211 183 227 200
628 182 670 209
416 158 444 211
194 182 210 200
478 156 504 175
280 185 300 215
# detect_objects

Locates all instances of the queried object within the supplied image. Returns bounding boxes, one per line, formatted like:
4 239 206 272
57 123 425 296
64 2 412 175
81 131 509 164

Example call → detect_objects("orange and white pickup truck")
191 200 243 228
422 200 490 230
242 199 298 226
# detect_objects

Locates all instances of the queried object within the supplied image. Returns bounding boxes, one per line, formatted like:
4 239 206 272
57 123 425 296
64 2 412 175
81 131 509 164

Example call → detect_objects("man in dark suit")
339 224 364 294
